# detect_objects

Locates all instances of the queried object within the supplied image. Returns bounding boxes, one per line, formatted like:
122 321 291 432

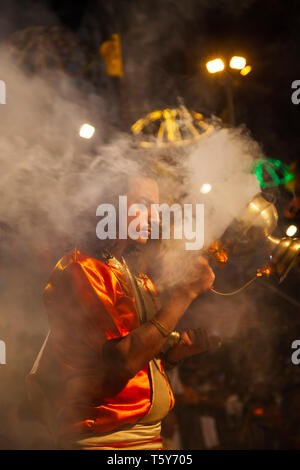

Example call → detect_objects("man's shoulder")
45 249 112 292
54 249 109 274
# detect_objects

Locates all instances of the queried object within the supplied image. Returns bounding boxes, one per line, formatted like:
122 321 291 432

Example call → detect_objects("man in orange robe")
28 175 217 450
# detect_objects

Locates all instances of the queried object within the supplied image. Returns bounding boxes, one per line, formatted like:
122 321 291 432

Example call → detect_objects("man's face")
126 176 160 245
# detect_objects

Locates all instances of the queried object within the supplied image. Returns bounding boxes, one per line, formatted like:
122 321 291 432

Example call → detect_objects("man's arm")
101 256 215 395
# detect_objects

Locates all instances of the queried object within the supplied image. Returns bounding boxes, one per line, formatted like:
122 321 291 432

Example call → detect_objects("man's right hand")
177 255 215 301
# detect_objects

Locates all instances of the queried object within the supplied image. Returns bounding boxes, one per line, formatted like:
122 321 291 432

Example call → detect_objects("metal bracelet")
150 317 171 337
166 331 181 347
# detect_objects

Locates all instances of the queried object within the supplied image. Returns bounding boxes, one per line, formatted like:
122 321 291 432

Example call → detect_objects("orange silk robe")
43 249 174 439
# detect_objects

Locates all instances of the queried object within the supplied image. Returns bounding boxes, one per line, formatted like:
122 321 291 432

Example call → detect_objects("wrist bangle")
150 318 171 337
150 318 181 349
166 331 181 347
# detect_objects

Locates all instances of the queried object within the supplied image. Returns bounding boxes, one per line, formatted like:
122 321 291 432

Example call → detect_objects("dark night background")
0 0 300 450
2 0 300 161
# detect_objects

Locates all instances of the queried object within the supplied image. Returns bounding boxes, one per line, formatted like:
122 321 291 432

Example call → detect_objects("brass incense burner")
210 194 300 284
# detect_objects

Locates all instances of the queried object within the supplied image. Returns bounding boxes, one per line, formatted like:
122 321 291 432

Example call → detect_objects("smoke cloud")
0 0 293 450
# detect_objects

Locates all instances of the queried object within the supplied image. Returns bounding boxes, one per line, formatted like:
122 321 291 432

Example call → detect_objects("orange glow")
240 65 252 76
257 264 272 277
254 408 264 416
208 240 228 267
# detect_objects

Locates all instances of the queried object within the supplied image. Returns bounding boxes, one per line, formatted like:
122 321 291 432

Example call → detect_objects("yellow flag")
100 34 123 77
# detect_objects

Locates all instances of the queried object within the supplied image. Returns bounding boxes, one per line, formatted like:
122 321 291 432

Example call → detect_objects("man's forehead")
127 176 159 200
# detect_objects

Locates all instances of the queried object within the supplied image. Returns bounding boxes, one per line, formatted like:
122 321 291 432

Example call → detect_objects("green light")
252 158 295 189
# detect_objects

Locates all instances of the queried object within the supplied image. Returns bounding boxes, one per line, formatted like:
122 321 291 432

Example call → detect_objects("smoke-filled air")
0 0 299 452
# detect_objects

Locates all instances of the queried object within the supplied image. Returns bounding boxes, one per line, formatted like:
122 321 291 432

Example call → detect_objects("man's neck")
109 240 127 261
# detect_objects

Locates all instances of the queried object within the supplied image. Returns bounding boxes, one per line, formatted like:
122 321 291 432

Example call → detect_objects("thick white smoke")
0 27 275 450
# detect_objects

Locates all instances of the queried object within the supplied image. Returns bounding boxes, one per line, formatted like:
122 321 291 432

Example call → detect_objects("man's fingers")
179 329 222 353
193 327 209 348
192 328 222 350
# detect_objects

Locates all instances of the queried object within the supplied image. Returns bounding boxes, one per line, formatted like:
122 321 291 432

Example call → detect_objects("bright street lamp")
205 55 251 126
206 58 225 74
229 56 246 70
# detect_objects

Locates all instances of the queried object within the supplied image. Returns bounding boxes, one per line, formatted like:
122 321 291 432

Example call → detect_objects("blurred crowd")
162 347 300 450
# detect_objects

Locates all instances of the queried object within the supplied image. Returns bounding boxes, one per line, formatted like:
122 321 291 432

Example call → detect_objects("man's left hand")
164 328 221 365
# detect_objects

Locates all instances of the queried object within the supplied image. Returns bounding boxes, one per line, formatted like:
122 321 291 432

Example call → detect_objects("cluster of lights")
206 56 252 76
131 108 214 148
